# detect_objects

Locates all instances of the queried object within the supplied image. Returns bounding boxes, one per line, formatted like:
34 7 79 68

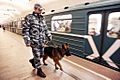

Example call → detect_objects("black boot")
37 68 46 78
29 59 35 68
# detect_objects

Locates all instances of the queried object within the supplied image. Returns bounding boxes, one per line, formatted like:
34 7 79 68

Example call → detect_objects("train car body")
44 0 120 71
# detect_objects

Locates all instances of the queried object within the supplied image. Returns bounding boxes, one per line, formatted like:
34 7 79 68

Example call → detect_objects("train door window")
51 14 72 32
88 14 102 36
107 12 120 38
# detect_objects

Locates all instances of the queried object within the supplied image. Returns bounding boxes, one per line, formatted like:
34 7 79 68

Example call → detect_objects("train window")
51 14 72 32
88 14 102 36
107 12 120 38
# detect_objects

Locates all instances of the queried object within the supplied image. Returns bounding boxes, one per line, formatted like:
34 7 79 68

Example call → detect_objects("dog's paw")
55 67 59 70
44 63 48 66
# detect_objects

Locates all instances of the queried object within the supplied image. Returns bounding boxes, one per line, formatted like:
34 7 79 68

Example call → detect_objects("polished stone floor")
0 28 120 80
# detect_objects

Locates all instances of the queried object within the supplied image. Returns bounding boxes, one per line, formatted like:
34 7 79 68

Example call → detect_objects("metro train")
44 0 120 71
7 0 120 71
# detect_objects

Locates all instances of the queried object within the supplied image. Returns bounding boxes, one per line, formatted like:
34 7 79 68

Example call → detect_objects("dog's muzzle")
65 49 71 56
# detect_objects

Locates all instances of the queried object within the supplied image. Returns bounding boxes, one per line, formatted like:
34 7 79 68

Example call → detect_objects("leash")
50 41 57 47
45 40 57 47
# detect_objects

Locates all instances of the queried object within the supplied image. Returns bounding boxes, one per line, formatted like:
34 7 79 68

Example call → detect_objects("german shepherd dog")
43 43 71 71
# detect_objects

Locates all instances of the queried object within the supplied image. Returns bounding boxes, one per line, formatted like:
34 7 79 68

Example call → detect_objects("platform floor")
0 28 120 80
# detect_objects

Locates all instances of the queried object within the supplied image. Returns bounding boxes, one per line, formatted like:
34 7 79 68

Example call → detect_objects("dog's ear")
62 43 69 49
65 43 69 48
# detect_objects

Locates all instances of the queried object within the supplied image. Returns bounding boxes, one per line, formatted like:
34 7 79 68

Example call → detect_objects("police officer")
22 3 52 78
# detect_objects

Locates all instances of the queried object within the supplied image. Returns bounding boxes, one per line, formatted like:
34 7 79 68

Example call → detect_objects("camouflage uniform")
22 12 51 68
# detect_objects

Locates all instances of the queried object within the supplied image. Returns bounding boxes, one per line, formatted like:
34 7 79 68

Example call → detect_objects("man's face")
34 6 43 14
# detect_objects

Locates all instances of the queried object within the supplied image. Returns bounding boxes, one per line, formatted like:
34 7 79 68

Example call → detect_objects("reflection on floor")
0 28 120 80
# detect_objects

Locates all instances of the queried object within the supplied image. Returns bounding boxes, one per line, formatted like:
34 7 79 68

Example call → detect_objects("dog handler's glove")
48 35 52 41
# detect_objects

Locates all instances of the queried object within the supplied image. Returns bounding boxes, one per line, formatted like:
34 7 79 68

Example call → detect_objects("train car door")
102 11 120 70
86 11 120 71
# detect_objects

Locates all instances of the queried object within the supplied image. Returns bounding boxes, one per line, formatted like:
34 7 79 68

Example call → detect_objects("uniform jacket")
22 12 51 47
